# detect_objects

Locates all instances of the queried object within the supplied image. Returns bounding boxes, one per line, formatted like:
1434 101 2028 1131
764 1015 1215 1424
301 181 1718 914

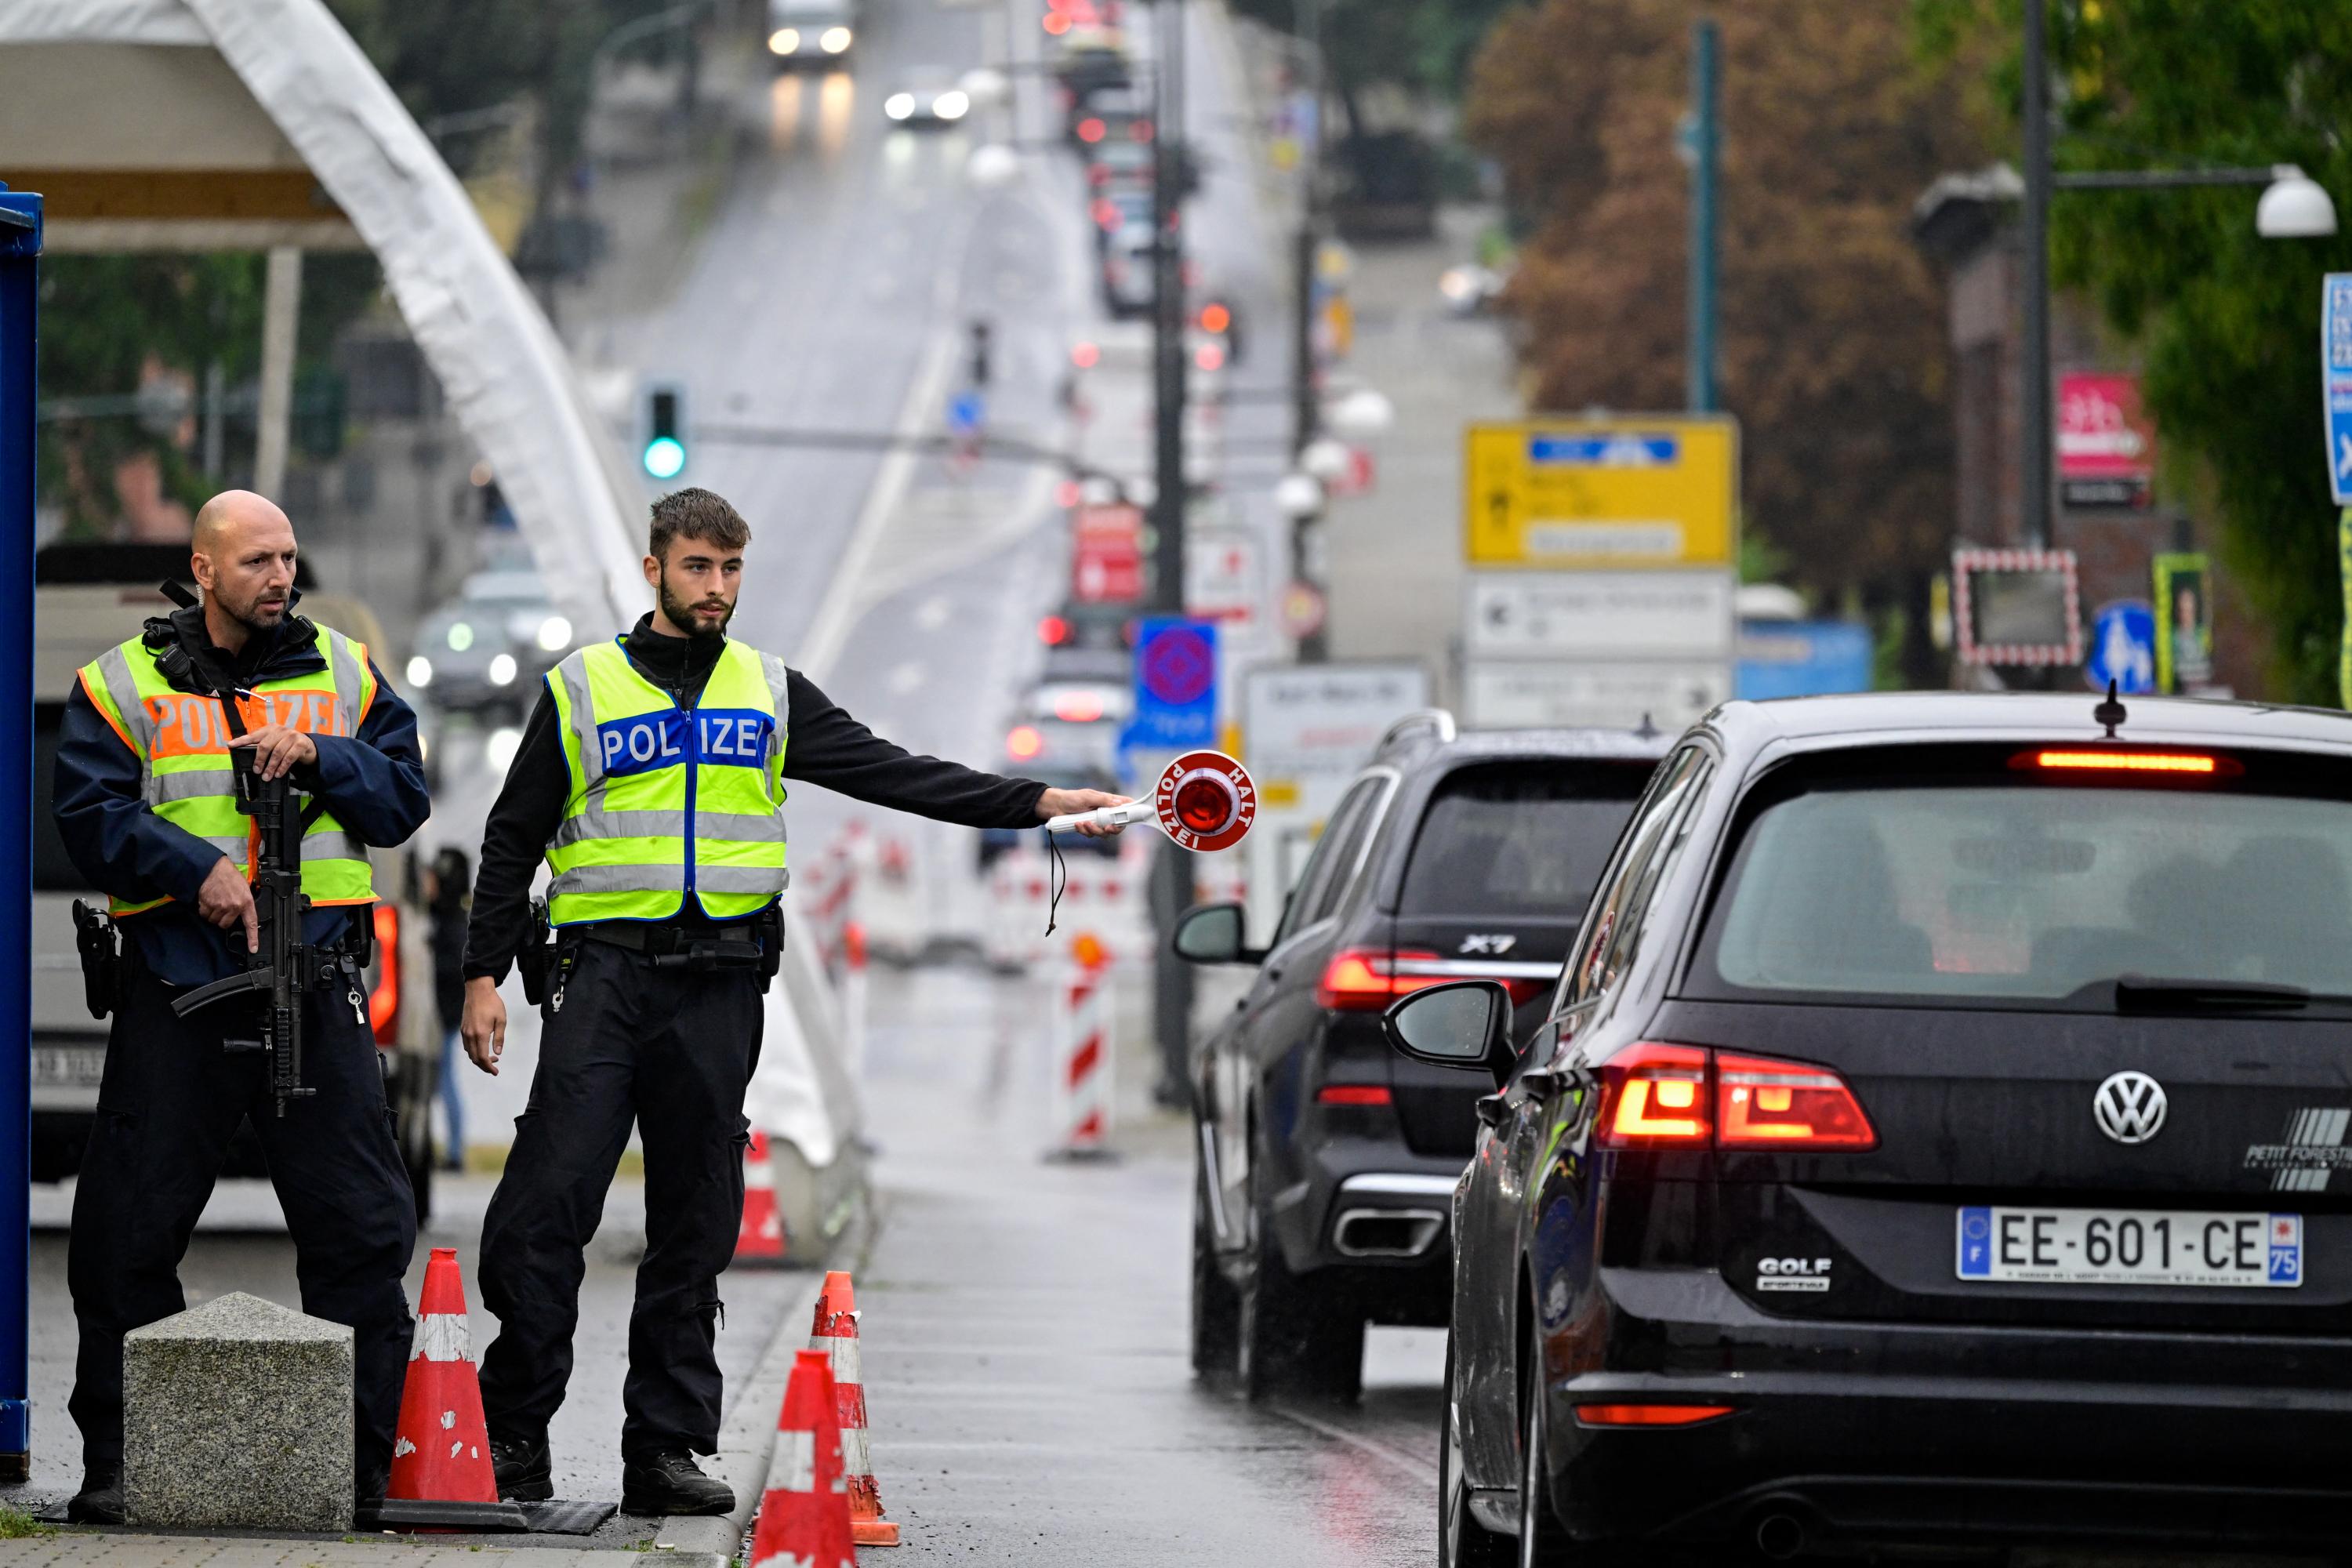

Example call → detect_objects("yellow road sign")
1465 417 1738 568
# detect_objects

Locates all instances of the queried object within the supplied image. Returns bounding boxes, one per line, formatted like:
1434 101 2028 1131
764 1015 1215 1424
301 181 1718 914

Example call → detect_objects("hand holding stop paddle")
1042 750 1256 850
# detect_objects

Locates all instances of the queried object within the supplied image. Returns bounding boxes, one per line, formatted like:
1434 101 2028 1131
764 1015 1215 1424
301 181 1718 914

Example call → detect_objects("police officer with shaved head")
53 490 431 1523
459 488 1127 1513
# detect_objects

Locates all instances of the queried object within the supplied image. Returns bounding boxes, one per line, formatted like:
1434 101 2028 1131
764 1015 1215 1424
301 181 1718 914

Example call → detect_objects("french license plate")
1957 1205 2302 1287
31 1045 106 1090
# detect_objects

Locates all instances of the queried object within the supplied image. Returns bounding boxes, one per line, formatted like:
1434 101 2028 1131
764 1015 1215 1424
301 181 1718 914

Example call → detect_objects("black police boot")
620 1450 733 1516
489 1433 554 1503
67 1463 124 1525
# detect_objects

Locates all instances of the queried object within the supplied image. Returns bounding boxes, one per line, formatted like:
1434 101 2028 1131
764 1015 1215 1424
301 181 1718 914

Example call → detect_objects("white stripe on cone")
412 1312 469 1363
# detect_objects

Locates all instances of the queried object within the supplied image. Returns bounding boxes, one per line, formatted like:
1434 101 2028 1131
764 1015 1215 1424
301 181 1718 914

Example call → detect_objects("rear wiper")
2111 975 2352 1012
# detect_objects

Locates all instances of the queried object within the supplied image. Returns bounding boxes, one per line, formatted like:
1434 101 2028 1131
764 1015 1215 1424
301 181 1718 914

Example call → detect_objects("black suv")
1174 710 1668 1399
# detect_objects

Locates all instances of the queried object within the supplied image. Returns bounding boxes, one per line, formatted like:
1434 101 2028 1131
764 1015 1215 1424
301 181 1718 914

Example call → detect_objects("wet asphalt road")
855 964 1446 1566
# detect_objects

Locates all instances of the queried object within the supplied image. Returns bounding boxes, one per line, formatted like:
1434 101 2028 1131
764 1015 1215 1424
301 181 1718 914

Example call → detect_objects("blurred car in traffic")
1176 710 1669 1401
1437 261 1508 317
765 0 857 66
1070 84 1149 148
884 69 972 128
30 542 442 1220
1100 221 1156 318
407 566 580 720
1393 692 2352 1563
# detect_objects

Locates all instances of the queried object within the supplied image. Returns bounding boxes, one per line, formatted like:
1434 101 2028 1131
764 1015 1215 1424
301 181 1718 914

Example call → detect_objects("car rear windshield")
1694 745 2352 1005
1397 760 1654 917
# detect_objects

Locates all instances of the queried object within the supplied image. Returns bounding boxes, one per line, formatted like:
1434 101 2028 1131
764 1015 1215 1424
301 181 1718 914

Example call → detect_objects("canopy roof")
0 0 646 632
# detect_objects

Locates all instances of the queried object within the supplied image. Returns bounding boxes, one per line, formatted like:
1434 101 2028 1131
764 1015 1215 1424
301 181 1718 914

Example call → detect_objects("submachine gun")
170 756 318 1115
153 581 331 1116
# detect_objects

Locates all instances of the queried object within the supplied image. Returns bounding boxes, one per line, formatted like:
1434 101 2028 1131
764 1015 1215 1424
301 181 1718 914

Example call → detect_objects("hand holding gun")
168 710 320 1116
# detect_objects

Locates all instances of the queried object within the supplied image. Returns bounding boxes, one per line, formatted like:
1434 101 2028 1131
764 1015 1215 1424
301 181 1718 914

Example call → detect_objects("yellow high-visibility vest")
76 626 379 916
543 638 790 925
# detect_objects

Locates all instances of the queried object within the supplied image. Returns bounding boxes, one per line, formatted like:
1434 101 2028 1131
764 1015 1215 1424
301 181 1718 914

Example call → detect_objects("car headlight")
488 652 517 688
486 726 523 771
536 615 573 652
405 655 433 689
884 93 915 121
821 25 851 53
935 90 970 121
768 27 800 53
447 622 474 652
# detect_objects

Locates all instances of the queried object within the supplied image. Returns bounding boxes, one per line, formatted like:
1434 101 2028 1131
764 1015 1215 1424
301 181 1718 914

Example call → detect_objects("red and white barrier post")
1048 933 1114 1160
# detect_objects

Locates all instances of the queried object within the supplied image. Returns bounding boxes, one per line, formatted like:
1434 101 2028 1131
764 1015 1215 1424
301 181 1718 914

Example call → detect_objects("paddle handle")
1043 800 1155 833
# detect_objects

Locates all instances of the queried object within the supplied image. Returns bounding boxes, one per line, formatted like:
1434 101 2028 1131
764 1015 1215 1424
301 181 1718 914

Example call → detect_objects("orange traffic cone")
390 1247 498 1505
748 1349 854 1568
810 1270 899 1546
736 1131 787 1264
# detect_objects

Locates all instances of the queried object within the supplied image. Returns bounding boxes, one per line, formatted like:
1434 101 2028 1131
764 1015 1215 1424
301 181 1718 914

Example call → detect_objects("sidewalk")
0 1537 725 1568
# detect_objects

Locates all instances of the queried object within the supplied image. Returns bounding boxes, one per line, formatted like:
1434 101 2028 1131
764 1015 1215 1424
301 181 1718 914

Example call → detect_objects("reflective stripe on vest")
75 625 379 917
543 637 790 925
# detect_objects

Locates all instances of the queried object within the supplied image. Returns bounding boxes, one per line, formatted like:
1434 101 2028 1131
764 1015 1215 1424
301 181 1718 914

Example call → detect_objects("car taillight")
1053 690 1105 722
1573 1403 1735 1428
1315 948 1446 1011
1598 1044 1710 1145
1316 1083 1392 1107
370 904 400 1047
1716 1052 1876 1149
1596 1044 1877 1152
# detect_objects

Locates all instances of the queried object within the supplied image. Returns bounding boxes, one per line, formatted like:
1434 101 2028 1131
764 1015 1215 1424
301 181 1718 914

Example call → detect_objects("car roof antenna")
2093 678 2127 739
1633 710 1660 740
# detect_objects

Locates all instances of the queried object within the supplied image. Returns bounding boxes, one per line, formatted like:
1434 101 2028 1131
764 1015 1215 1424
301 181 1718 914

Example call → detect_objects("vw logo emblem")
2093 1070 2168 1145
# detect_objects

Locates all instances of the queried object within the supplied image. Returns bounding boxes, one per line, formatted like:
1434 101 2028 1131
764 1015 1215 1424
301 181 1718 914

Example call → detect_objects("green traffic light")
643 435 687 480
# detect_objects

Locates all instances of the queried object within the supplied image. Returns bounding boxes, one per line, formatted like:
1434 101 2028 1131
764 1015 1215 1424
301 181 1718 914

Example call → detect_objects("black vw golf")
1388 693 2352 1563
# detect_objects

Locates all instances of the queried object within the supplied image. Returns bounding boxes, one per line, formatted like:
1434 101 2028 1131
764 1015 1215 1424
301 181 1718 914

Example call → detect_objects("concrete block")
124 1290 354 1531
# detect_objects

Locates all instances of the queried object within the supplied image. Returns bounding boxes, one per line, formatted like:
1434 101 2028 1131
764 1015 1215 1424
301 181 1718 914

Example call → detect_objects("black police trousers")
477 939 760 1461
68 952 419 1486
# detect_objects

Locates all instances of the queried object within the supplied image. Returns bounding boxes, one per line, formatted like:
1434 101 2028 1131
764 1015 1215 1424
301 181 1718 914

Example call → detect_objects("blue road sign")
2323 274 2352 505
947 389 986 437
1735 619 1874 701
2084 599 2157 695
1127 616 1218 750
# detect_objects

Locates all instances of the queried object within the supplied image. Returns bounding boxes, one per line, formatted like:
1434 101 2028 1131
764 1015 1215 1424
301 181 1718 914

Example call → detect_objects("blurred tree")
1918 0 2352 703
1467 0 1978 681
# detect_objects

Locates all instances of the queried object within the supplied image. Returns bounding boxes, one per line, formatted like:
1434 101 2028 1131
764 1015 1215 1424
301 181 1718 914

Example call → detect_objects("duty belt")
577 920 764 969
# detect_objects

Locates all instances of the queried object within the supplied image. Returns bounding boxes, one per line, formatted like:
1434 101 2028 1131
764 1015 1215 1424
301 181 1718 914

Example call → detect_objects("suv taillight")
370 904 400 1047
1597 1044 1875 1152
1316 949 1445 1011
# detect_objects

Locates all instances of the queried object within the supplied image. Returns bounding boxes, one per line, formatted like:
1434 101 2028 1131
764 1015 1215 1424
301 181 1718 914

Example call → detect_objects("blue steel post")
1686 18 1719 415
0 183 40 1482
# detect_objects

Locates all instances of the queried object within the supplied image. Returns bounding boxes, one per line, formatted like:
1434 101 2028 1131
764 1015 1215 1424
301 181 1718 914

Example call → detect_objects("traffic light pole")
1148 0 1188 615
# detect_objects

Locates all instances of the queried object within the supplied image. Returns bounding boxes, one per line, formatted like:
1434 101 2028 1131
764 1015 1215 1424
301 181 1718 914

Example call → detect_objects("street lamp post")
1149 0 1190 618
2018 0 2336 552
1686 18 1719 415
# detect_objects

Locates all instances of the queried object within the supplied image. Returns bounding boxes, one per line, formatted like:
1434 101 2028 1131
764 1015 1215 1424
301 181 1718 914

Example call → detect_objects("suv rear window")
1398 760 1655 917
1696 746 2352 1005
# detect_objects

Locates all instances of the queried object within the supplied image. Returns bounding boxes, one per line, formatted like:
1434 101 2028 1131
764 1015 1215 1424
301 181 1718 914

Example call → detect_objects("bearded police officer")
460 488 1125 1513
53 491 430 1523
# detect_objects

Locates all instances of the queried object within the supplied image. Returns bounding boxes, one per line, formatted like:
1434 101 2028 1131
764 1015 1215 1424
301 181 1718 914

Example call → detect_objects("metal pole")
253 246 303 500
2020 0 2053 550
0 183 42 1483
1148 0 1189 614
1687 18 1719 414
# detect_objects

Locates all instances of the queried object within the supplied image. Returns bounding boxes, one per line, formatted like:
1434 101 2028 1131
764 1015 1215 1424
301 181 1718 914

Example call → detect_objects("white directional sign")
1465 659 1724 733
1240 662 1430 940
1465 570 1734 659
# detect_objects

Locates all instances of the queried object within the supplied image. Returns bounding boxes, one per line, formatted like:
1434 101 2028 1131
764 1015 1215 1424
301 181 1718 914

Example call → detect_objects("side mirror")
1171 902 1263 966
1383 981 1515 1088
